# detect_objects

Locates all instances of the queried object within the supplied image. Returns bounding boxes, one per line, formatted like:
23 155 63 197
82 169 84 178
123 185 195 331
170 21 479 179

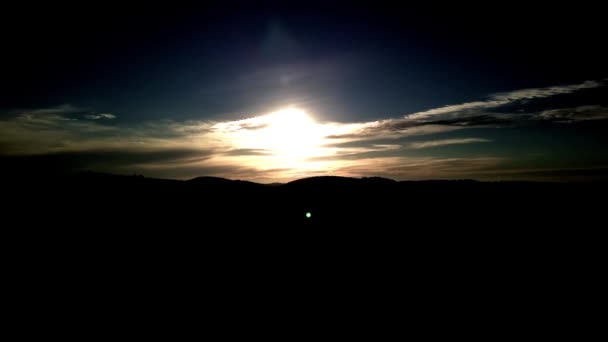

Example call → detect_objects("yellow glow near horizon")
223 107 327 164
209 107 375 178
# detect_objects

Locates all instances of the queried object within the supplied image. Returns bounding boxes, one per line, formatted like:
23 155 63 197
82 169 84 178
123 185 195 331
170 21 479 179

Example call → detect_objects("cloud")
492 81 602 101
16 104 81 117
222 148 272 156
327 79 606 143
408 138 491 149
327 156 508 180
407 80 603 121
84 113 116 120
538 105 608 122
326 122 463 140
1 79 606 181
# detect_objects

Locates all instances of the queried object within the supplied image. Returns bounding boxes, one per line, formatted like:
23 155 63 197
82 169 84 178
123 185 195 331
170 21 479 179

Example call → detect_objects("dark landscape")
3 169 604 332
5 170 604 243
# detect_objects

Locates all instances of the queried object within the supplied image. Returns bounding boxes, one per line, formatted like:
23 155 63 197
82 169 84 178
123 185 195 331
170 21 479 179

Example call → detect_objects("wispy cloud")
84 113 116 120
408 138 491 149
326 122 463 140
327 79 606 142
16 104 81 117
492 81 602 101
538 105 608 122
327 156 508 180
406 80 603 121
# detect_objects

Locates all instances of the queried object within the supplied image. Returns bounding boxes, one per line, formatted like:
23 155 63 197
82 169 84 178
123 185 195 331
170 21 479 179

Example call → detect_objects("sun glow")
259 108 323 159
223 107 326 163
209 107 372 179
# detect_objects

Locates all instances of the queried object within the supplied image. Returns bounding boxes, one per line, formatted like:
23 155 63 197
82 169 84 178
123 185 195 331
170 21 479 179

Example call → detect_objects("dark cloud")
223 149 272 156
539 105 608 122
493 167 608 182
1 149 216 176
424 115 520 127
237 122 269 130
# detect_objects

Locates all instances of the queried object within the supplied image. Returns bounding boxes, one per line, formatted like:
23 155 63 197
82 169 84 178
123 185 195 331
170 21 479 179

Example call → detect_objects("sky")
2 3 607 182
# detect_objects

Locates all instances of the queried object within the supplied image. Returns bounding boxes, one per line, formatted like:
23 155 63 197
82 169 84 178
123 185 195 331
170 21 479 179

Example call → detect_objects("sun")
259 107 323 159
215 106 334 171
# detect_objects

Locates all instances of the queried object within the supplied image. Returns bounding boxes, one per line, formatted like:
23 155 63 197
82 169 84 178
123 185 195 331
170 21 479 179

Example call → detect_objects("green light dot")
306 212 311 218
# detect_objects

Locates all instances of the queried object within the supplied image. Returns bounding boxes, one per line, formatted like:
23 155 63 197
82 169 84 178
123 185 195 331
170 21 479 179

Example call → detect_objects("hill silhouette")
3 170 603 319
3 170 604 257
3 171 604 228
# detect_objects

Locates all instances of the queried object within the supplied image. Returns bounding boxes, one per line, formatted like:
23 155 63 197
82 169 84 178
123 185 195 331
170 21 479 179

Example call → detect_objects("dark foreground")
5 171 605 226
2 172 603 329
3 171 603 259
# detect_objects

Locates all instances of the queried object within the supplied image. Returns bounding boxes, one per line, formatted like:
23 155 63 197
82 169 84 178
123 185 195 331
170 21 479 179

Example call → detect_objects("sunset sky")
2 3 607 182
